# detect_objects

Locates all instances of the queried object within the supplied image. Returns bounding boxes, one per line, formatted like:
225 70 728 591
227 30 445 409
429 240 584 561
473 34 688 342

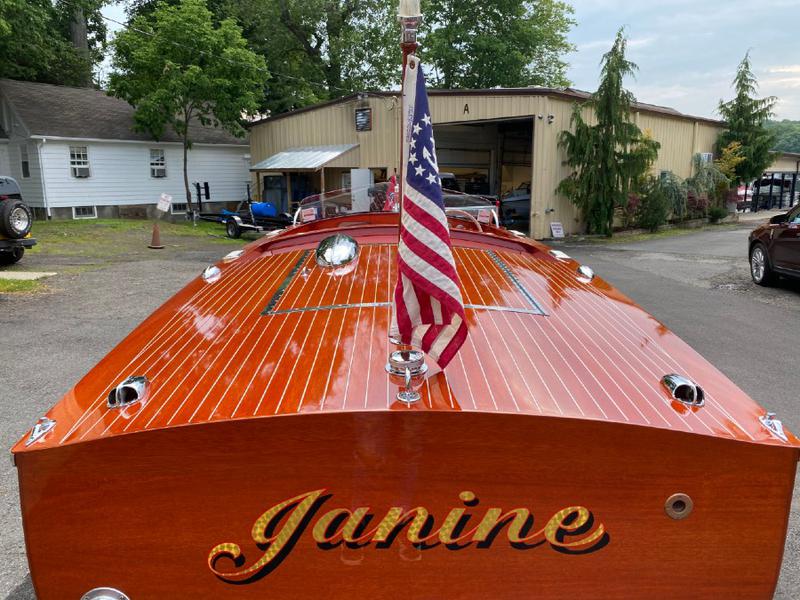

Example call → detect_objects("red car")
749 203 800 285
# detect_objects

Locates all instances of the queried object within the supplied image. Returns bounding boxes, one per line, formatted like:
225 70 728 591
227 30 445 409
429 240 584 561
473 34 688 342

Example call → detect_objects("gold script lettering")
208 488 326 582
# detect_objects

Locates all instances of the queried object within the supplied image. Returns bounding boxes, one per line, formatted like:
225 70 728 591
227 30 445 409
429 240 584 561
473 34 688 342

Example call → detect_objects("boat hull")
18 411 797 599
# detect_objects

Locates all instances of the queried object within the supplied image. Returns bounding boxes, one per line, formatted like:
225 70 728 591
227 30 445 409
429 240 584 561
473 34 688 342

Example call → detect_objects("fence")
749 171 799 212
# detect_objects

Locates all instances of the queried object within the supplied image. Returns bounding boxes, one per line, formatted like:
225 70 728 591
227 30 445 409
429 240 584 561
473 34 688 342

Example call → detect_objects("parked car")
749 203 800 285
500 183 531 232
0 175 36 265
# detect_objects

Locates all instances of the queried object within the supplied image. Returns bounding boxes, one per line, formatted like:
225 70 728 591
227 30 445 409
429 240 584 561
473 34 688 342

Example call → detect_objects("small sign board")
157 193 172 213
301 207 317 223
477 209 493 224
550 222 565 239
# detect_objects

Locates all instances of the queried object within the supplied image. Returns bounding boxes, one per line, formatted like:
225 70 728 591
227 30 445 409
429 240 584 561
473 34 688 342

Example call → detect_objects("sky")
566 0 800 120
101 0 800 120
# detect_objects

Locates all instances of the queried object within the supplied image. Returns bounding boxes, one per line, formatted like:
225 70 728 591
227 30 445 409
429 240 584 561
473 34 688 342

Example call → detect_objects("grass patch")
575 223 740 245
0 279 43 294
28 218 241 260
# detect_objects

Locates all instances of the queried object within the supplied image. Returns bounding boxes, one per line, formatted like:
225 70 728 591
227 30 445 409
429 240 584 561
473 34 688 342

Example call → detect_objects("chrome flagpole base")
385 350 428 404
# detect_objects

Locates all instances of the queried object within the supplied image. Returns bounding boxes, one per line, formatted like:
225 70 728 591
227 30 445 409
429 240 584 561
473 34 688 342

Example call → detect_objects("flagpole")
397 0 422 224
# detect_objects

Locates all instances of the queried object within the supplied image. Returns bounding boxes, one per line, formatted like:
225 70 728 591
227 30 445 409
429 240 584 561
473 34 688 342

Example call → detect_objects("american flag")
391 55 468 369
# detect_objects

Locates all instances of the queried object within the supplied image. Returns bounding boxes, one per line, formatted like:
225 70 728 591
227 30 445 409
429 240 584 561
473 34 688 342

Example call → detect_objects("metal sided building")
248 88 726 239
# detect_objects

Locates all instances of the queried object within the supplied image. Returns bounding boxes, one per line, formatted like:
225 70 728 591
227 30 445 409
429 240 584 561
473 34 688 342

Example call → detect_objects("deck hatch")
262 250 311 315
261 247 545 317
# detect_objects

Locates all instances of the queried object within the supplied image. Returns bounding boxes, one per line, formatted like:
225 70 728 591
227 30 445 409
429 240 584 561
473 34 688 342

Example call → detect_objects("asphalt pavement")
1 221 798 598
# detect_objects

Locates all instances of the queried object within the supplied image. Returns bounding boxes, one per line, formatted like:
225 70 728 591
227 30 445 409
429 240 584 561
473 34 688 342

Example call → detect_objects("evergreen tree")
557 29 659 236
716 52 776 184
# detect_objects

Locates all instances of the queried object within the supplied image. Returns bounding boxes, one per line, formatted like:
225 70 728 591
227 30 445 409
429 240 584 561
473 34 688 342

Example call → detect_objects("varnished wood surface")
11 214 800 452
17 412 799 599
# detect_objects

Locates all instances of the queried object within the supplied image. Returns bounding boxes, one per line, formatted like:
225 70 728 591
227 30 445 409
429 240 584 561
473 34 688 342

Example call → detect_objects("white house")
0 79 251 220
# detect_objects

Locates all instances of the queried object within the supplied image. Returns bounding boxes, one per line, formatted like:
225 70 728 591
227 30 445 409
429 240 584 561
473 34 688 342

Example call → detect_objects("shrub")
708 205 728 223
659 171 688 220
687 191 710 219
637 178 671 232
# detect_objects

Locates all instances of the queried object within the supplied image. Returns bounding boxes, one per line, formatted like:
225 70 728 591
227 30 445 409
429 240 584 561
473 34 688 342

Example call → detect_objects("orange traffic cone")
148 221 165 249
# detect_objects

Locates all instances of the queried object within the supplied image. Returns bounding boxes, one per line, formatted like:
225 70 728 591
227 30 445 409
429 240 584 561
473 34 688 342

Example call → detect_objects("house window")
72 205 97 219
150 148 166 178
69 146 90 178
170 202 188 214
699 152 714 164
20 145 30 178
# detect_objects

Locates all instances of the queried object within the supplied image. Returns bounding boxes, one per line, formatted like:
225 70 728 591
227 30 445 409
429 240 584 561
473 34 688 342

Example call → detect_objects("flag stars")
413 123 422 135
410 138 417 149
422 114 432 126
426 172 438 185
409 153 418 165
415 165 425 177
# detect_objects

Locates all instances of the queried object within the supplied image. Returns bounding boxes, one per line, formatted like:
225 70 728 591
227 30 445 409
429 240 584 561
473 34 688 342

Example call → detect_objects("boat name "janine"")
208 489 607 582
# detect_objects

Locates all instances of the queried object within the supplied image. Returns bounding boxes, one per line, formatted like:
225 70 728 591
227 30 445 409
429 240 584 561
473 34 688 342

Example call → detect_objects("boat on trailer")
11 206 800 599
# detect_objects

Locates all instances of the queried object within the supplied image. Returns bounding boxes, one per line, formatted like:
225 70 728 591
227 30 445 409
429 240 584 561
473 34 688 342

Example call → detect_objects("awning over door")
250 144 359 172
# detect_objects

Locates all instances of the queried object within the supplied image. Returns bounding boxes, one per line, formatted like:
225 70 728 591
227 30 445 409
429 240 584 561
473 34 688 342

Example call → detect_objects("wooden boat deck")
13 219 800 452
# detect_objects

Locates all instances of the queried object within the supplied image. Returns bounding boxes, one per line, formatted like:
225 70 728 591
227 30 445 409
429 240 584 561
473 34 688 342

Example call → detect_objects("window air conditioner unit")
72 167 90 178
700 153 713 164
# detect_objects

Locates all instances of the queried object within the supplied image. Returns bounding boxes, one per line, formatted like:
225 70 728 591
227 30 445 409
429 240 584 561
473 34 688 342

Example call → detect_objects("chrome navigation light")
202 264 221 283
81 588 130 600
316 234 359 275
576 265 595 283
25 416 56 447
759 412 788 442
223 249 245 262
386 350 428 404
108 376 150 409
661 374 705 407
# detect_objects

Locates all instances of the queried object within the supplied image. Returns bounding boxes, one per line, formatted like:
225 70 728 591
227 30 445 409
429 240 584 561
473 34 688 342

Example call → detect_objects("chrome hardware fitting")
576 265 595 282
202 264 221 282
759 412 788 442
664 493 693 520
223 249 245 261
661 374 705 407
108 376 150 409
25 416 56 447
549 249 571 261
81 588 130 600
385 350 428 404
315 234 359 273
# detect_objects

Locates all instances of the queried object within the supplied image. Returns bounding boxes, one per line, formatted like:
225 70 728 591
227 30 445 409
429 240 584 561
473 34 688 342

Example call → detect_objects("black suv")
0 176 36 265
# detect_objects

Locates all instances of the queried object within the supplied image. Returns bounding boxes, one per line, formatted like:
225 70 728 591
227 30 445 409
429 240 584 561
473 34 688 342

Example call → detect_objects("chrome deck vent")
549 249 571 261
25 416 56 447
316 234 359 274
661 374 705 407
759 412 788 442
108 376 150 409
385 350 428 404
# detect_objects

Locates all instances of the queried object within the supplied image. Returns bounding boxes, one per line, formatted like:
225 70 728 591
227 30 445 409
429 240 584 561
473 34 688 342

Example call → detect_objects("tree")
421 0 575 89
714 142 746 180
110 0 267 211
716 52 777 184
557 29 660 236
0 0 109 86
766 120 800 153
126 0 576 114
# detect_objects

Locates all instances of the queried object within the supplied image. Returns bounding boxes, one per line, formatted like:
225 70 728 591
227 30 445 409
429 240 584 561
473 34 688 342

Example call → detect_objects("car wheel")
0 200 33 239
0 247 24 265
225 219 241 239
750 244 775 286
